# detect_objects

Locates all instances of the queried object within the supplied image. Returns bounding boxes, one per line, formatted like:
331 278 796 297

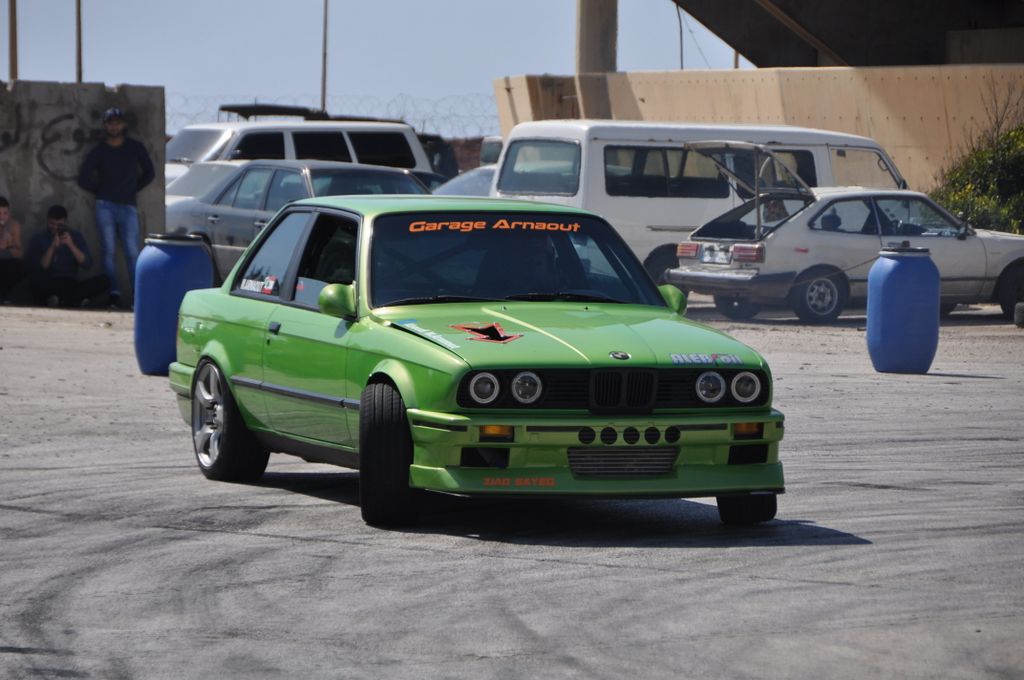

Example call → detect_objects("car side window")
232 168 274 211
215 176 242 206
875 197 960 237
233 212 311 299
292 214 359 308
347 132 416 168
810 199 878 235
294 132 352 162
233 132 286 160
264 170 308 213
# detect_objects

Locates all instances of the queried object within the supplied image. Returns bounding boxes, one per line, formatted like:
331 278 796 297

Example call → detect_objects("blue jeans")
96 200 141 298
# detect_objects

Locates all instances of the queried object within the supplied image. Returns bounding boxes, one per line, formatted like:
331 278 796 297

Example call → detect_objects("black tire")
191 360 269 482
358 382 417 526
643 244 683 286
714 296 762 321
789 268 847 323
996 262 1024 320
716 494 777 525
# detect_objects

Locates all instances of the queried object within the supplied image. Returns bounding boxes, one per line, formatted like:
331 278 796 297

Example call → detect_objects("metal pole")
76 0 83 82
8 0 18 80
320 0 328 111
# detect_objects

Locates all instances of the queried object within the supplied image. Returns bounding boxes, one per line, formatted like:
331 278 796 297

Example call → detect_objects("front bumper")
406 408 785 497
666 265 795 301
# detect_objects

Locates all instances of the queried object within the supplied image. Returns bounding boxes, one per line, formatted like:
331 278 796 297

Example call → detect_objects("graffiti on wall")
36 113 104 181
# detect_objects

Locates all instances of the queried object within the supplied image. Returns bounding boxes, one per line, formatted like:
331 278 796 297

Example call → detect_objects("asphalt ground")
1 299 1022 679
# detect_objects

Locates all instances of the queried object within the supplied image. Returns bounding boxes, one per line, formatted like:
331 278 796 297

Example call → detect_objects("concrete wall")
493 64 1024 192
0 80 165 300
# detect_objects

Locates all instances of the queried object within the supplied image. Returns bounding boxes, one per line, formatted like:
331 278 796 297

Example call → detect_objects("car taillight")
677 242 700 258
732 243 765 263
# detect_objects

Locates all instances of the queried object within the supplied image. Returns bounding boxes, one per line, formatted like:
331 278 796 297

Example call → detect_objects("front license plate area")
701 247 732 264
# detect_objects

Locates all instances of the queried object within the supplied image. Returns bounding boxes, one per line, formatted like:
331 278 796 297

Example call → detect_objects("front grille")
457 368 769 411
567 447 679 477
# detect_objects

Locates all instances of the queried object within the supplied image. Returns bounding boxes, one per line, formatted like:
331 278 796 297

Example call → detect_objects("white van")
165 120 434 185
492 120 907 280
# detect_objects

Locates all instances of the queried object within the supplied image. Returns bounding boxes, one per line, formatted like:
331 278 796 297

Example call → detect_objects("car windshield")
370 212 666 308
166 163 239 198
693 195 813 241
310 169 428 197
166 129 231 163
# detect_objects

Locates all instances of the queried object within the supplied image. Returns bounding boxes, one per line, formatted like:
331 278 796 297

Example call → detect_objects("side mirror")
659 284 687 316
319 283 357 319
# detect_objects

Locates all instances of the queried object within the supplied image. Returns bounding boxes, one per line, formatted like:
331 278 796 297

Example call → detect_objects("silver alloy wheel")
805 278 838 316
192 363 224 469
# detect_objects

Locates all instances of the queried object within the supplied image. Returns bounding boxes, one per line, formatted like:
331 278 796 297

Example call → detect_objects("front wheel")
191 360 269 482
716 494 777 525
789 269 847 323
714 296 762 321
359 383 418 526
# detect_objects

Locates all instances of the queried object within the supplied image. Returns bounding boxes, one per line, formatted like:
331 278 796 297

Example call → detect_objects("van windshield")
166 129 230 164
496 140 580 196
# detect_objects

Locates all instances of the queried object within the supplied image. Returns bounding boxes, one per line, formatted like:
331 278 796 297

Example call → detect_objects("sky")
1 0 752 136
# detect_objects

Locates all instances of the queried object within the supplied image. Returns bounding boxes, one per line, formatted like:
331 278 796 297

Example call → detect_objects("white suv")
165 121 434 185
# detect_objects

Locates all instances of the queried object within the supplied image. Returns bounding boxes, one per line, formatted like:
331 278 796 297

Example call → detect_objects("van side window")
233 133 286 160
603 146 729 198
294 132 353 162
772 149 818 187
496 140 581 196
348 132 416 168
831 148 900 189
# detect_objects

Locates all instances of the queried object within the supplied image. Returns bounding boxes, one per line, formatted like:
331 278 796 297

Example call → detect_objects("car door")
803 197 884 298
225 210 316 426
206 166 274 249
874 196 986 299
262 169 310 226
261 212 360 449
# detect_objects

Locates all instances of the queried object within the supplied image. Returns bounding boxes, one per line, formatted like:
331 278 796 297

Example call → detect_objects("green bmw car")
169 196 785 526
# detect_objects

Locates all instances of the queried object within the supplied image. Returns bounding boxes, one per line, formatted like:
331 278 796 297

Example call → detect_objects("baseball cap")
103 107 126 122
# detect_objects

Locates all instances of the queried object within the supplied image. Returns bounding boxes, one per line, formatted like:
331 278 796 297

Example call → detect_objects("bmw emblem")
609 351 631 361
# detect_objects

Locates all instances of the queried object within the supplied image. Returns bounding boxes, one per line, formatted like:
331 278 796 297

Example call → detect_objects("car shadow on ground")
256 469 869 549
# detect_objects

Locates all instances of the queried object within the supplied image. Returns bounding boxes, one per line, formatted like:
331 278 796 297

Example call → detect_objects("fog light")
469 372 500 404
511 371 542 404
479 424 514 442
731 371 761 403
733 422 763 439
695 371 726 403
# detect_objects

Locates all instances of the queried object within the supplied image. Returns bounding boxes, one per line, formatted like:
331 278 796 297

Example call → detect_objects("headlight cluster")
696 370 761 404
468 371 543 406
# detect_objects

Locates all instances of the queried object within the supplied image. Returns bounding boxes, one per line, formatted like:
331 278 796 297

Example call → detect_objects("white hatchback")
666 147 1024 323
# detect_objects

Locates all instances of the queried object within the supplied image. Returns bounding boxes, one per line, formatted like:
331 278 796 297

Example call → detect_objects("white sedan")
667 186 1024 323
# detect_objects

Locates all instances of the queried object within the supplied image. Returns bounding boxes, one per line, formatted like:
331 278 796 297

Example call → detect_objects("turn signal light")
734 422 764 439
677 242 700 258
732 243 765 263
480 424 514 442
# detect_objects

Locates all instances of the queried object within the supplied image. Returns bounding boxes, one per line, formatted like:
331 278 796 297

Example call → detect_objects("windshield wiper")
384 295 496 306
504 292 623 303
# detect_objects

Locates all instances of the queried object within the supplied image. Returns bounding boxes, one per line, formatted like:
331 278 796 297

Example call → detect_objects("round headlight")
468 372 500 405
731 371 762 403
695 371 726 403
511 371 543 404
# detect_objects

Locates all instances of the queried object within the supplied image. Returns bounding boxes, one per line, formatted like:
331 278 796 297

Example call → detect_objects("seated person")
0 195 27 303
26 205 110 308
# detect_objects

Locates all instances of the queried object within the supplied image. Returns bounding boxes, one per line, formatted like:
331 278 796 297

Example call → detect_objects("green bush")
931 125 1024 235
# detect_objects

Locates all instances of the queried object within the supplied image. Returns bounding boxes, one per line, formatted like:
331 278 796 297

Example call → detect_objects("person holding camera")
26 205 110 308
77 107 155 310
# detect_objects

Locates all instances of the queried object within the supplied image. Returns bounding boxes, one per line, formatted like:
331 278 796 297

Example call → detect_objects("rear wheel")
714 296 762 321
716 494 777 525
996 262 1024 319
789 268 847 323
191 360 269 482
359 383 418 526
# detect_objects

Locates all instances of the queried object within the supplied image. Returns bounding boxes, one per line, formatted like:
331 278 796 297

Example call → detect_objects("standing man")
77 107 155 309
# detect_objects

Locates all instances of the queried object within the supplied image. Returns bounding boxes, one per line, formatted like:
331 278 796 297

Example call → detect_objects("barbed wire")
166 92 501 139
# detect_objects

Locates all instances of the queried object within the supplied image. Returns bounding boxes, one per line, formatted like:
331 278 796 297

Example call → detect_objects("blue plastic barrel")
866 243 940 374
134 234 214 376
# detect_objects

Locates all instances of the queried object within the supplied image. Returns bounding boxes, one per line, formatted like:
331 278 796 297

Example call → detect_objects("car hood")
373 302 766 370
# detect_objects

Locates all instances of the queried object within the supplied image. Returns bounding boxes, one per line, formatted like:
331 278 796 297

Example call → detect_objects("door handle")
268 321 281 335
207 214 220 224
254 220 268 230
